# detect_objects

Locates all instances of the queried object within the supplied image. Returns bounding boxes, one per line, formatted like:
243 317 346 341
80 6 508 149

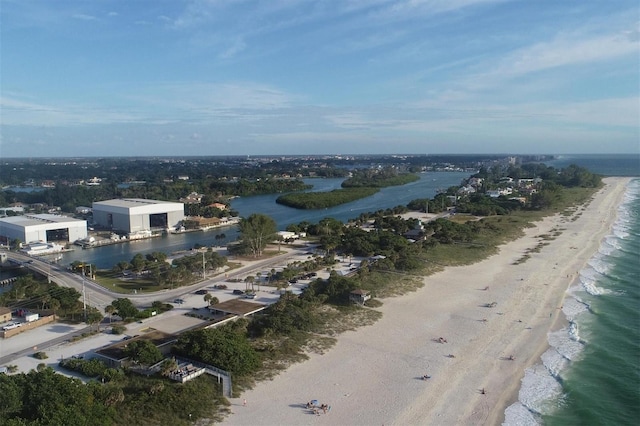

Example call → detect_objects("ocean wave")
504 179 639 424
541 347 570 377
517 364 564 416
503 402 540 426
587 256 612 276
581 279 606 296
603 235 623 252
548 325 585 361
579 270 611 295
561 296 589 320
612 222 630 238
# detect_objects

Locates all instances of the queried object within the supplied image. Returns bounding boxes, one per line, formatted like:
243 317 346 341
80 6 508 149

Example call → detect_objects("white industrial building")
92 198 185 235
0 214 87 245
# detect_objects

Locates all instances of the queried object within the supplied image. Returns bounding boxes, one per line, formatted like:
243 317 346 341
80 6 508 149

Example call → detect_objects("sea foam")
503 402 540 426
504 180 638 425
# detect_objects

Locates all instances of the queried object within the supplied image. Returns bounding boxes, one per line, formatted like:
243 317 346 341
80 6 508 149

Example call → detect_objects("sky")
1 0 639 158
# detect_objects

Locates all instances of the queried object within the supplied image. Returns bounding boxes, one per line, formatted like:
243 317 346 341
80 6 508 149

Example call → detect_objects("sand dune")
224 177 630 426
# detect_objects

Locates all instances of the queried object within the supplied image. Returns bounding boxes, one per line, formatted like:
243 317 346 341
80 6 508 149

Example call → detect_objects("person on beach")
481 388 486 395
243 399 247 407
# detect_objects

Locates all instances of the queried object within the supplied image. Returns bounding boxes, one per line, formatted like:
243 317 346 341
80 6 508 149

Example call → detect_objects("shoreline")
498 176 633 424
223 177 631 426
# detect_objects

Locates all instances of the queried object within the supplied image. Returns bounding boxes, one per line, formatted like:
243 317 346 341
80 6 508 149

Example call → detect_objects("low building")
207 299 267 317
0 307 12 323
184 216 221 229
94 330 176 368
20 242 65 256
349 289 371 306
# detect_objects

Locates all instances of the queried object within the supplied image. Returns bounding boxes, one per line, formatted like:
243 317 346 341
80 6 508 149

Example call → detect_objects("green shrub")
111 324 126 335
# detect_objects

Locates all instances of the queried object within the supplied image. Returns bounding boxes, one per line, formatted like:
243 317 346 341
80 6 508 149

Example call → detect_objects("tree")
49 298 61 316
40 293 51 310
244 275 255 292
86 309 104 332
204 294 219 306
238 213 277 257
160 358 178 376
172 326 260 375
256 272 262 291
124 340 163 366
9 238 22 250
130 254 146 274
104 305 115 323
111 298 139 320
48 287 81 315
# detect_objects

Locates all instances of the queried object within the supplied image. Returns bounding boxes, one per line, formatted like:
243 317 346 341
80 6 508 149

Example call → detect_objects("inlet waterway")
54 171 471 269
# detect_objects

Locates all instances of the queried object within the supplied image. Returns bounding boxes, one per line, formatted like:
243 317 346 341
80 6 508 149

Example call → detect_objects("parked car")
173 298 185 304
232 289 244 295
2 322 21 331
195 289 208 295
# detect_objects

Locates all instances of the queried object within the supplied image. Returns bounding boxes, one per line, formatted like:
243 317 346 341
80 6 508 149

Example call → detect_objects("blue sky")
1 0 638 157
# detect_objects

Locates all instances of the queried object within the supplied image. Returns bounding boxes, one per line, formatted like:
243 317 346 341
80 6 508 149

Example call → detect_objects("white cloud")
220 37 247 59
0 96 142 126
502 32 639 77
71 13 97 21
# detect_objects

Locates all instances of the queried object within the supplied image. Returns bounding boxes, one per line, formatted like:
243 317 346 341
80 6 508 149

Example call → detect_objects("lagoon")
56 171 471 269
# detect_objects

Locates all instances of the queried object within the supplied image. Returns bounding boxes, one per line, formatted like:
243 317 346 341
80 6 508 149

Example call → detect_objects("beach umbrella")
310 399 319 406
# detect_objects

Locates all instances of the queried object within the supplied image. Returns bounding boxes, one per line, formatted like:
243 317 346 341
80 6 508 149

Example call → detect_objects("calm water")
543 154 640 177
56 171 470 269
504 175 640 425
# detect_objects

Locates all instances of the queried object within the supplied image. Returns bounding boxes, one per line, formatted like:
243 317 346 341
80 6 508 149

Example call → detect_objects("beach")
223 177 630 426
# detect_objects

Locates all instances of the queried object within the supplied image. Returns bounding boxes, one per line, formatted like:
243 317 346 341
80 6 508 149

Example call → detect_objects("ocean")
504 167 640 423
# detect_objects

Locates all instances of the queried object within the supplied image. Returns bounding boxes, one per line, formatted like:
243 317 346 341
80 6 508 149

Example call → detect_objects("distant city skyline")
1 0 638 158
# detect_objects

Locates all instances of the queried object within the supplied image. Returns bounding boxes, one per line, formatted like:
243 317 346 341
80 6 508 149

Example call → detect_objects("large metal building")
0 214 87 244
92 198 185 235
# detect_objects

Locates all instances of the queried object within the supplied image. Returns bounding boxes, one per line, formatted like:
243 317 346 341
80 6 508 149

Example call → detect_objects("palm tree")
204 293 212 305
256 272 262 291
105 305 115 324
244 276 255 292
86 309 103 332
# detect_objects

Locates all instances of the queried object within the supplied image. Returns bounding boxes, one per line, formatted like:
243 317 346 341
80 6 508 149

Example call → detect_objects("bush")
33 352 48 360
364 299 383 308
111 324 126 335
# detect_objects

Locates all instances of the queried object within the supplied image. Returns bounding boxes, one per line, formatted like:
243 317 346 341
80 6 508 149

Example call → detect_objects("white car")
2 322 21 331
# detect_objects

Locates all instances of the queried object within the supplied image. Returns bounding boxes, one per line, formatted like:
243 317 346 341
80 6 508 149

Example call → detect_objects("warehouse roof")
0 214 85 227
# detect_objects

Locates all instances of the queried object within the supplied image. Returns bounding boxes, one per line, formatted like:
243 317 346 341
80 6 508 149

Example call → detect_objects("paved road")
6 247 306 311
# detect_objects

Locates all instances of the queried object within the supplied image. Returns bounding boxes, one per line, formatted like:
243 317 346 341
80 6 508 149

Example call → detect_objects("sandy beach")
223 177 630 426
